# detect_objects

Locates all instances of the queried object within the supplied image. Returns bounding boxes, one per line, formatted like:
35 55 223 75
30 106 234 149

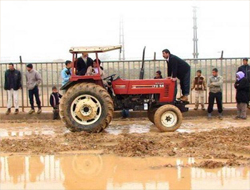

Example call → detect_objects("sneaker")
194 107 198 110
219 113 223 120
37 109 42 114
28 109 35 114
207 113 212 119
202 108 206 111
240 117 247 120
14 109 19 115
5 108 11 115
234 116 240 120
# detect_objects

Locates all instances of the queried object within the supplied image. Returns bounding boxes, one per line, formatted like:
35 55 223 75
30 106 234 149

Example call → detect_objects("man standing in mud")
207 68 223 119
162 49 191 101
26 64 42 114
4 63 22 115
238 58 250 108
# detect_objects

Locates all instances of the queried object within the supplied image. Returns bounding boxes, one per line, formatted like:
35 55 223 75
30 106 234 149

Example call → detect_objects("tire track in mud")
0 126 249 168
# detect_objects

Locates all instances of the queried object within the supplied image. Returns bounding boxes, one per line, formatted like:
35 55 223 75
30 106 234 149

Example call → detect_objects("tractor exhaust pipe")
139 46 146 79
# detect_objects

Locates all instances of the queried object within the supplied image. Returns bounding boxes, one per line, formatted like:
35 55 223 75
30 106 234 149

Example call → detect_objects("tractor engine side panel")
112 79 175 103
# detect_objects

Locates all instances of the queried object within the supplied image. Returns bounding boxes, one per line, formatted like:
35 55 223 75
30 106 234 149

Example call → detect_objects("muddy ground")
0 117 250 168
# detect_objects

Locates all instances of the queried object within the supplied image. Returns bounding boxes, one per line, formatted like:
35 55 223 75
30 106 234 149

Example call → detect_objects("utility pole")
119 15 125 61
192 6 199 59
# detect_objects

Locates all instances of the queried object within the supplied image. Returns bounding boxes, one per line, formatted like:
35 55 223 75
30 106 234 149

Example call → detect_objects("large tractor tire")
60 83 114 133
147 107 157 124
154 105 183 132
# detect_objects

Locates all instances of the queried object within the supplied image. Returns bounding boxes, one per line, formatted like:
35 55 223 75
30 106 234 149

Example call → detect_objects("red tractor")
60 46 188 133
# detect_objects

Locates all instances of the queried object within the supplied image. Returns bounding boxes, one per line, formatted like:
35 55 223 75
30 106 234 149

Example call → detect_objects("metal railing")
0 57 247 109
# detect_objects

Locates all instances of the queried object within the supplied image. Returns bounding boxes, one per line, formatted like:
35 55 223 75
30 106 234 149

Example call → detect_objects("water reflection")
0 154 249 190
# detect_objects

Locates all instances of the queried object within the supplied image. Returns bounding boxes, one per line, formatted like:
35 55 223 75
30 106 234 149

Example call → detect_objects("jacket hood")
236 71 245 81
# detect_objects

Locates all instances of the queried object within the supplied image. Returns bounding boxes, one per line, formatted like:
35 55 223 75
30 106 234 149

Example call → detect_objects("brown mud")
0 118 249 168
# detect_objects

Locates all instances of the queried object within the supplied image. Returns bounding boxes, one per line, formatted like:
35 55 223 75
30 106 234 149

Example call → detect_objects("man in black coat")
76 53 93 75
237 58 250 108
4 63 22 115
162 49 191 102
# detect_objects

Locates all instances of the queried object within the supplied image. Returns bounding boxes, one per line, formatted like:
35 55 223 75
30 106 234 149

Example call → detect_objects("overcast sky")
0 0 249 62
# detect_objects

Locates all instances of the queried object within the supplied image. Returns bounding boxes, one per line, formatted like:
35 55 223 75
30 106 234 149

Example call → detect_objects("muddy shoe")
234 116 240 120
14 109 19 115
218 113 223 120
28 109 35 114
180 96 188 102
207 113 212 120
5 108 11 115
37 109 42 114
194 107 198 110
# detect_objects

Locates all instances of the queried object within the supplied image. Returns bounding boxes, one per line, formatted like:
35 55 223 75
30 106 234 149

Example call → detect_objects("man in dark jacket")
234 71 249 119
162 49 190 101
76 53 93 75
238 58 250 108
4 63 22 115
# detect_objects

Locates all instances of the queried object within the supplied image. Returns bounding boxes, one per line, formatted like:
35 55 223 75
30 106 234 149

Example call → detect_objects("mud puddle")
0 118 249 138
0 154 249 190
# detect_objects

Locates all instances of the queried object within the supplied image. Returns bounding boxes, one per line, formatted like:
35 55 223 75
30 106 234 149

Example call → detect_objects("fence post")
153 52 156 61
19 56 24 112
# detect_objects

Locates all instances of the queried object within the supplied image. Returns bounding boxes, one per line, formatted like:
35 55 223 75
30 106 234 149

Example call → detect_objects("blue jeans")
29 86 41 109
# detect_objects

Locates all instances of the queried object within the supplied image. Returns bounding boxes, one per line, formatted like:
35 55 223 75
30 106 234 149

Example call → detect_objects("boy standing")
234 71 249 119
207 68 223 119
191 70 207 110
61 60 72 86
26 64 42 114
50 86 62 120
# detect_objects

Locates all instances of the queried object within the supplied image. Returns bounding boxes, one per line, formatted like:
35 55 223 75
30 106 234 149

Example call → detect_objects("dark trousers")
208 92 223 113
29 86 41 109
53 105 60 119
179 70 191 96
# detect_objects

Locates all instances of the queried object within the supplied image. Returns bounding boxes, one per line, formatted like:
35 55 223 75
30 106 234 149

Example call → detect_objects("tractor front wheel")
154 105 182 132
60 83 114 133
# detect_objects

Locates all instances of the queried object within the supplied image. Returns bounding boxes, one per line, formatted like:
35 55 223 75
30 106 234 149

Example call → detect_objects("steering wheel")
104 74 116 81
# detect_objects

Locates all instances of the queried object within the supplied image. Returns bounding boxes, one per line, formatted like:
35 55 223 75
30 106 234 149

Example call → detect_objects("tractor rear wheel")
154 105 182 132
147 107 157 124
60 83 114 133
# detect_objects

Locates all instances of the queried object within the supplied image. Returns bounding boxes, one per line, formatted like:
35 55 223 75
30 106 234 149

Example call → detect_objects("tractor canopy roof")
69 45 122 53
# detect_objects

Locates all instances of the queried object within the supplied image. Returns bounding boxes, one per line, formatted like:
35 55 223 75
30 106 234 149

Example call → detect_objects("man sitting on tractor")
162 49 191 102
76 53 93 75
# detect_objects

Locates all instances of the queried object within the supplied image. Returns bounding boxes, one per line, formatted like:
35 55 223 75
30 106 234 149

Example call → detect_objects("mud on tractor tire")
60 83 114 133
154 104 182 132
147 107 157 124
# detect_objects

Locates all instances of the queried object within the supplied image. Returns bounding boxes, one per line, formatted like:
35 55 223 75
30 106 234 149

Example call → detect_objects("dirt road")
0 117 249 167
0 117 250 189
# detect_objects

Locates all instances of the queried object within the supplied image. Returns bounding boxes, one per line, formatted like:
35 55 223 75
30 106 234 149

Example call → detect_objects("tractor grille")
164 85 169 97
